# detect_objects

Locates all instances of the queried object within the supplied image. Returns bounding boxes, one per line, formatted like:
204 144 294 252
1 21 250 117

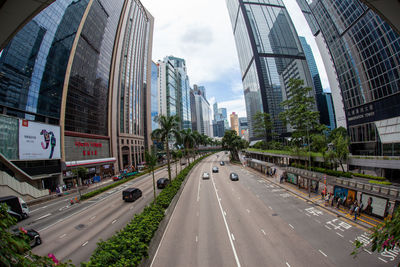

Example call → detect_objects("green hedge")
368 180 392 185
83 154 211 266
80 165 164 200
352 172 386 181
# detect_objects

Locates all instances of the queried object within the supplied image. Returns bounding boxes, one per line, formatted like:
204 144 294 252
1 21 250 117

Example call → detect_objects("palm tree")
171 150 178 177
151 115 180 181
192 131 202 160
145 150 157 202
177 150 183 172
180 129 195 164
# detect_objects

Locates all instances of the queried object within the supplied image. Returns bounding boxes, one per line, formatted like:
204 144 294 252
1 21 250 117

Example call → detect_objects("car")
112 175 122 181
122 188 142 202
13 228 41 247
202 172 210 179
212 167 219 173
220 161 225 166
230 172 239 181
157 178 170 189
181 162 186 166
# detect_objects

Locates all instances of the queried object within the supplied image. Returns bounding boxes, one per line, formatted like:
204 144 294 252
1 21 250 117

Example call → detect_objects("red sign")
22 120 28 127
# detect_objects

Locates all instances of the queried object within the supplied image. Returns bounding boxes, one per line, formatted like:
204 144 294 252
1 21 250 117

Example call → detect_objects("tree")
0 203 71 266
145 150 157 201
279 78 321 145
222 130 246 161
176 150 183 172
71 166 88 186
329 126 348 142
179 129 195 164
326 133 350 172
253 112 275 146
151 115 180 182
171 150 178 177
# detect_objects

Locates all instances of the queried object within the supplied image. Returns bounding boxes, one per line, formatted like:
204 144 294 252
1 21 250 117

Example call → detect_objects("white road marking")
238 197 241 200
36 213 51 220
90 216 96 220
315 219 321 224
59 205 69 211
268 206 272 210
246 209 250 213
363 249 372 255
261 229 266 236
305 213 311 217
224 211 227 216
59 234 66 239
231 234 235 241
325 225 332 230
289 224 294 229
196 236 198 242
210 170 241 267
378 257 388 263
82 241 88 247
197 177 201 202
336 232 344 238
319 250 327 257
130 206 134 210
297 209 303 212
112 219 117 224
286 262 291 267
349 240 354 244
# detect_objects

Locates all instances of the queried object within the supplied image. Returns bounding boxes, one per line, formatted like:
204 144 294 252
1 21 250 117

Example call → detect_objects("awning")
66 157 116 168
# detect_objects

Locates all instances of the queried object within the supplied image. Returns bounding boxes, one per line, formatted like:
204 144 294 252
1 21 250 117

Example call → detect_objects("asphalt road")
24 165 180 265
151 152 398 267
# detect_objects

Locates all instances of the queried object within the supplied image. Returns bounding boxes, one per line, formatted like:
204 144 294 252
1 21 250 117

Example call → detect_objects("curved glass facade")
226 0 314 139
0 0 89 121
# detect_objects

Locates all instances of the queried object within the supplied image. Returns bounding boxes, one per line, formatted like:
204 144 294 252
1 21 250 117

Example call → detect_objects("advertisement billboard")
19 120 61 160
361 193 388 217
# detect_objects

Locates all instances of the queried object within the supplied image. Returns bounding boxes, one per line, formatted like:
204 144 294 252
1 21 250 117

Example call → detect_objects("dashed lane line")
82 241 88 247
319 249 328 257
336 232 344 238
289 224 294 229
59 234 66 239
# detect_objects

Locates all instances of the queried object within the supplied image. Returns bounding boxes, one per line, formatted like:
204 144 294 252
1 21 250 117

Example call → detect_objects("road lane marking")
349 240 354 244
112 219 117 224
231 234 235 241
315 219 321 224
130 206 134 210
268 206 272 210
90 216 96 220
224 211 227 216
378 257 388 263
261 229 266 235
325 225 332 230
197 177 201 202
59 234 66 239
82 241 88 247
336 232 344 238
211 171 241 267
319 250 327 257
286 262 291 267
37 213 52 220
289 224 294 229
196 236 198 242
363 249 372 255
246 209 250 213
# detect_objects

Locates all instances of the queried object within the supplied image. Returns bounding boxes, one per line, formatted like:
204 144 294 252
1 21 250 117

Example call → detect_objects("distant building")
157 56 191 130
151 61 158 131
230 112 239 135
324 92 336 130
190 85 212 136
238 117 248 138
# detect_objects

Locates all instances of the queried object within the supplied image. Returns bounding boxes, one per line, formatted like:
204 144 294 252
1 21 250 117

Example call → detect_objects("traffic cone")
75 197 79 203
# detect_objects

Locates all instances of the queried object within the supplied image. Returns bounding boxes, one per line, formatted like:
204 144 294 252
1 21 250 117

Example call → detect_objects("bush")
351 172 386 181
368 180 392 185
291 163 352 178
83 153 212 266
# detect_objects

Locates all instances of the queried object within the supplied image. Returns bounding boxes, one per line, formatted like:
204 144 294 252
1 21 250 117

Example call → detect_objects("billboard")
19 120 61 160
361 193 388 217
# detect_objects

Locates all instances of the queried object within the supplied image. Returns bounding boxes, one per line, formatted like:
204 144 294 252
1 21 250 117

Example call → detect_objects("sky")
141 0 330 119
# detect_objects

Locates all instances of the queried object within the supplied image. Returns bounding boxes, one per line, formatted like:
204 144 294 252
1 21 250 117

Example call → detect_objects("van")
122 188 142 202
0 196 29 220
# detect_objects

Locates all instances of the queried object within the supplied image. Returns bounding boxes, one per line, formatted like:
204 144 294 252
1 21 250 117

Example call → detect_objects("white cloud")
218 95 247 119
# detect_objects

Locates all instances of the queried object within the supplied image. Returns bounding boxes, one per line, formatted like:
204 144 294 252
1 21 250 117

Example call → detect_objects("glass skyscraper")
0 0 154 191
151 61 159 131
225 0 316 140
297 0 400 156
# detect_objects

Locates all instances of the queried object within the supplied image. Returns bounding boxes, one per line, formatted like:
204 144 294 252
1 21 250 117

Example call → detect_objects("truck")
0 196 30 220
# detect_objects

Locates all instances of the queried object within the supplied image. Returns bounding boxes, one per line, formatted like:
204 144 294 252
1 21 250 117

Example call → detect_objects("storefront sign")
65 136 110 161
19 120 61 160
361 193 388 217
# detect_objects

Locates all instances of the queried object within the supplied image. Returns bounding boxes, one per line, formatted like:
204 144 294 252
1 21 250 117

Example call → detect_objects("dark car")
157 178 170 189
13 228 41 247
220 161 225 166
230 173 239 181
122 188 142 202
212 167 219 173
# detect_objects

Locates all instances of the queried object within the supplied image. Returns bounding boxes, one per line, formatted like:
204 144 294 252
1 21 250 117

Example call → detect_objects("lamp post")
307 125 311 198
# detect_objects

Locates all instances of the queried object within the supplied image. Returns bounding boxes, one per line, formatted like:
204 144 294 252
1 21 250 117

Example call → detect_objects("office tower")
151 61 158 131
226 0 316 140
296 0 400 156
299 36 330 127
0 0 153 191
230 112 239 135
324 92 336 130
157 56 191 130
190 85 212 136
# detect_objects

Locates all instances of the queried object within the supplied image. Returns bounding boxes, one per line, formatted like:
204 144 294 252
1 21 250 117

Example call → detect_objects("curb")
244 165 372 231
139 155 212 267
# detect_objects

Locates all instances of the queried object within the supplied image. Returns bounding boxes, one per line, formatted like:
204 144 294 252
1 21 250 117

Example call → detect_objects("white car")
202 172 210 179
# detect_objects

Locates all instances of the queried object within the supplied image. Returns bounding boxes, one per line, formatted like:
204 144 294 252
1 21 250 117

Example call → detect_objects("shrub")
83 153 212 266
351 172 386 181
368 180 392 185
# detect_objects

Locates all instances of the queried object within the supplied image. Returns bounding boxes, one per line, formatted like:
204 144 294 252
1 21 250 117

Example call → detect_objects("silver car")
202 172 210 179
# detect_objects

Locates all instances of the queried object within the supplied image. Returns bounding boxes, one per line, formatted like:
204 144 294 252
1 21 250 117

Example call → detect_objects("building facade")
151 61 158 131
157 56 191 130
0 0 153 191
225 0 316 140
238 117 249 138
324 92 336 130
230 112 239 135
190 85 212 137
296 0 400 156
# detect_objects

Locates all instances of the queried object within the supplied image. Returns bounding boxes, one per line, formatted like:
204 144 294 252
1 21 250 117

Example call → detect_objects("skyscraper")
238 117 249 138
225 0 316 140
0 0 153 190
230 112 239 135
151 61 159 131
157 56 191 130
190 85 212 137
297 0 400 156
299 36 330 127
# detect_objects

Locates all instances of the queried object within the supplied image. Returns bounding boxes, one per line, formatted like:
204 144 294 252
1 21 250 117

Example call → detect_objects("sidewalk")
243 163 383 230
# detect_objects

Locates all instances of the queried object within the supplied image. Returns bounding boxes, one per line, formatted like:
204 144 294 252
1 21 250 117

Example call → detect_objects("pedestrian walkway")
243 163 383 230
